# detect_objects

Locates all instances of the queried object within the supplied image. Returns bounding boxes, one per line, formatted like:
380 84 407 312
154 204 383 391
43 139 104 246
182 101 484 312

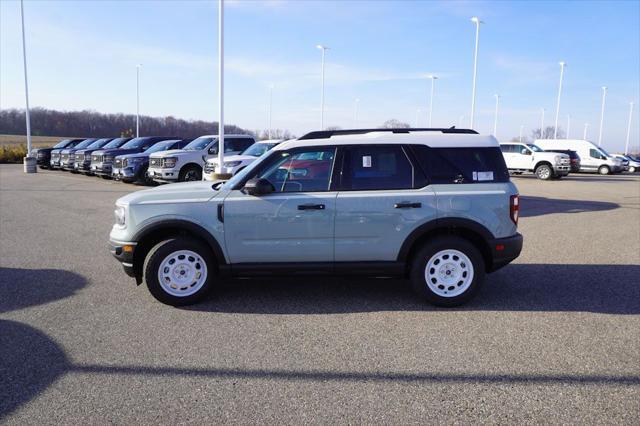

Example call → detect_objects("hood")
95 148 144 157
117 181 221 206
207 154 256 164
538 151 569 159
60 148 80 154
149 149 196 158
35 147 54 154
116 152 149 161
51 149 64 154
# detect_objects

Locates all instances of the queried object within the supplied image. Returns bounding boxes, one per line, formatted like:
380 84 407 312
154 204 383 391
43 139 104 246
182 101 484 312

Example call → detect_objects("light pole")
428 75 438 127
354 98 359 128
519 125 524 143
553 61 566 139
566 115 571 139
540 108 545 139
470 17 482 129
598 86 607 146
317 44 329 130
625 101 634 155
216 0 229 179
415 108 421 128
20 0 34 173
268 84 274 139
136 64 141 138
583 123 589 140
492 94 500 137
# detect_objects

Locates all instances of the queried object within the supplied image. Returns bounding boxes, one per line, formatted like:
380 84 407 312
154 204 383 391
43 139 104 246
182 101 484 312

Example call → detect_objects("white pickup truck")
147 134 255 183
500 142 570 180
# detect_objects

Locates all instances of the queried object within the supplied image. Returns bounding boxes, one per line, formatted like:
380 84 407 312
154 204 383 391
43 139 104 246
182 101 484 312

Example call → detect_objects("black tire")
179 165 202 182
535 164 553 180
598 165 610 175
143 237 216 306
409 236 485 307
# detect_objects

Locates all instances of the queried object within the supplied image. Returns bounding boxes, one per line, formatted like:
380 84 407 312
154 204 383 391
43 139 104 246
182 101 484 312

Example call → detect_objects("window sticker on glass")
474 171 494 181
362 155 372 168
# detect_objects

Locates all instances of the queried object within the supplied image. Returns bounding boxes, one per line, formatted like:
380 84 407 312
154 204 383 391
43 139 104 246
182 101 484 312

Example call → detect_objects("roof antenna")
449 125 456 129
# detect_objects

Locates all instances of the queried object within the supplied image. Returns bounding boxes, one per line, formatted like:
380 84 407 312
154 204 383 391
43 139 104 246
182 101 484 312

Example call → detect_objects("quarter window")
411 146 510 184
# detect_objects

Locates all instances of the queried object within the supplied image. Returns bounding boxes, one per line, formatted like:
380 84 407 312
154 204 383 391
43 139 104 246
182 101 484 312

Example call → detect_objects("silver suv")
109 129 523 307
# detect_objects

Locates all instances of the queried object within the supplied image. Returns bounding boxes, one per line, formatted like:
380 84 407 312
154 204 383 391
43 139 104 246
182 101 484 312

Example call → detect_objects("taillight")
510 195 519 225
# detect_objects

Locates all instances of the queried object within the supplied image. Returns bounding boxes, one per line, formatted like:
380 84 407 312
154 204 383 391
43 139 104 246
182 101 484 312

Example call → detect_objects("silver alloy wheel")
599 166 609 175
537 166 551 180
424 249 474 298
158 250 208 297
630 166 636 173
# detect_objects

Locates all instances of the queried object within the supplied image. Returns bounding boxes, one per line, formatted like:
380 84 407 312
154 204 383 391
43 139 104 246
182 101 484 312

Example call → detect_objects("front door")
223 147 338 263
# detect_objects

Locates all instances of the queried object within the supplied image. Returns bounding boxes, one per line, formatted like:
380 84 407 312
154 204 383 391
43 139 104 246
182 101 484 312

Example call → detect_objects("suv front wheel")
143 237 215 306
409 236 485 307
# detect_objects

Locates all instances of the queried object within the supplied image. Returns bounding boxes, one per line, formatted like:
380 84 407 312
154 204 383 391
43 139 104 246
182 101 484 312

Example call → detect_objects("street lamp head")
316 44 329 50
136 64 142 68
494 94 500 99
428 74 438 80
602 86 607 91
559 61 566 67
471 16 480 23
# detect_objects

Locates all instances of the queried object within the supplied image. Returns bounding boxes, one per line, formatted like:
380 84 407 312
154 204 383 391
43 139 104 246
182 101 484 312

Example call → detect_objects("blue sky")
1 0 638 151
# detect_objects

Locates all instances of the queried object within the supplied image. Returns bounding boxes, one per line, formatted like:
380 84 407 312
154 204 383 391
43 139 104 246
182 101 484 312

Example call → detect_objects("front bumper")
37 156 49 166
112 166 138 181
92 162 113 175
148 167 179 182
109 240 137 278
488 233 523 272
75 161 91 172
552 165 570 175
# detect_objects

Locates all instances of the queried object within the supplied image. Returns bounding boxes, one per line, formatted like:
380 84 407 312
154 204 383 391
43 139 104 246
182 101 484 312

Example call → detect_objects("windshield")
184 137 215 151
526 144 544 152
598 146 611 156
145 140 180 153
242 143 277 157
53 139 72 148
86 138 111 149
121 137 150 149
102 138 129 149
221 151 272 190
73 139 96 149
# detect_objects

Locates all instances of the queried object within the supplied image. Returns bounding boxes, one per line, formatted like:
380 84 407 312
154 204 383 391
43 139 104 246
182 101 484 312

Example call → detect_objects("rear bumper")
488 233 523 272
109 240 137 278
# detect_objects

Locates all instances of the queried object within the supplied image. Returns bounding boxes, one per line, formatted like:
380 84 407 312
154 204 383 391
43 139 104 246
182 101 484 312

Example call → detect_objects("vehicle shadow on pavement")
0 267 87 314
1 318 639 421
520 196 619 217
183 264 640 315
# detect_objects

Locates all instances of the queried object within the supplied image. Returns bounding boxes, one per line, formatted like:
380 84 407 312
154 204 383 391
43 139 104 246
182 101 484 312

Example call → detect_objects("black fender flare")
132 219 226 265
397 217 494 262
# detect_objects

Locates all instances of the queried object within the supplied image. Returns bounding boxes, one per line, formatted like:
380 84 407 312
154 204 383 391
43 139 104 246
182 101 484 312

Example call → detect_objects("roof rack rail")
298 127 478 140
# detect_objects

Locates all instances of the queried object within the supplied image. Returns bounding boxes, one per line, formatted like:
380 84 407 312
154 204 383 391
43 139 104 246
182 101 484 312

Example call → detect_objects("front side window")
254 148 335 193
342 145 416 190
242 143 277 157
526 144 544 152
53 139 72 148
590 148 604 159
73 139 96 150
225 138 254 153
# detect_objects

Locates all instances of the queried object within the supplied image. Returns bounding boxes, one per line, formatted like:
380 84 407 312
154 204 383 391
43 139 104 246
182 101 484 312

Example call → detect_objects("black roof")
298 127 478 140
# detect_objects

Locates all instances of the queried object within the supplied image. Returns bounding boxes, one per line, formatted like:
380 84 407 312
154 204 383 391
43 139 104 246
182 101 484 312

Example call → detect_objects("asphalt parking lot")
1 164 639 424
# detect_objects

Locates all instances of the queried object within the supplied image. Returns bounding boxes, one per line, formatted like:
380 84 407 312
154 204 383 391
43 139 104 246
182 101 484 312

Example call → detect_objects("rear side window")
411 146 510 184
342 145 422 190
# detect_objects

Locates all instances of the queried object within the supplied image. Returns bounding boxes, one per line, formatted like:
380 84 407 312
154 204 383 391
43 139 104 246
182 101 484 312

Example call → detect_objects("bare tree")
531 126 563 140
379 119 410 129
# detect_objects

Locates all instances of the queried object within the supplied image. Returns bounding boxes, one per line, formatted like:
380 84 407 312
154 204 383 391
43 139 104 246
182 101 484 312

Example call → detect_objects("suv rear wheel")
409 236 485 307
143 237 215 306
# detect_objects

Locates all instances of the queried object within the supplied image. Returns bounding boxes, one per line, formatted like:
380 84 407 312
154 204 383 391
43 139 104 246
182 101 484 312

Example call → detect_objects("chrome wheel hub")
158 250 207 297
425 249 474 298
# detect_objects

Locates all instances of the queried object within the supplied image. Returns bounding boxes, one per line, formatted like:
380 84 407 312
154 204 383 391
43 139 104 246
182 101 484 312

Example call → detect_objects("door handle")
394 202 422 209
298 204 325 210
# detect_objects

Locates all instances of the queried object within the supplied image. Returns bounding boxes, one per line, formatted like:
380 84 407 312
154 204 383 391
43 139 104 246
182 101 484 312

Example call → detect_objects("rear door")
333 144 437 262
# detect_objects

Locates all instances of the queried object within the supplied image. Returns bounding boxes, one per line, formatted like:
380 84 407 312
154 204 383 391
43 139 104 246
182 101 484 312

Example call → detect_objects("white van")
535 139 623 175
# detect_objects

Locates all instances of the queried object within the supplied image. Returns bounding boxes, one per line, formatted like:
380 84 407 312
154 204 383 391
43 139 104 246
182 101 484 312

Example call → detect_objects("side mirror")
243 178 274 196
521 149 530 155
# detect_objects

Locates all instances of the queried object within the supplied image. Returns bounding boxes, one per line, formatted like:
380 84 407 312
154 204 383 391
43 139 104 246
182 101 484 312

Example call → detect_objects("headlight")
114 205 126 226
224 161 241 167
164 157 177 168
554 155 562 165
